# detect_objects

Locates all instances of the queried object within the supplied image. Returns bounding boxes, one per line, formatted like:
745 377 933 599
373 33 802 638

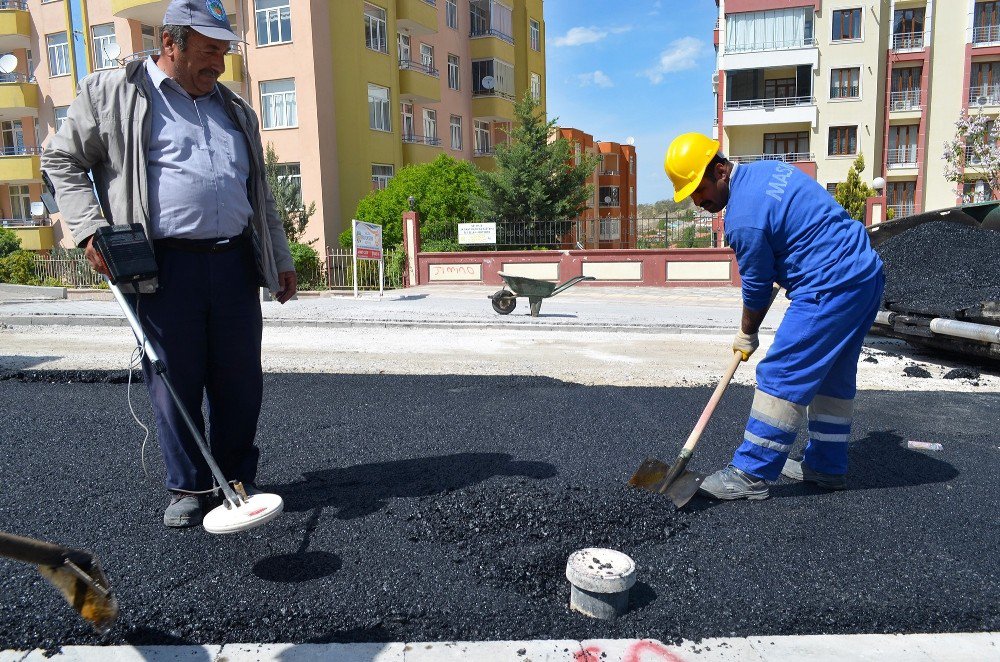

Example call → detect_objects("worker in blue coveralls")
663 133 885 500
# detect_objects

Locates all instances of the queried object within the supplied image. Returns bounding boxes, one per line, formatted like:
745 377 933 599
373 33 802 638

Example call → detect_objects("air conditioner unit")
711 72 720 86
977 96 989 107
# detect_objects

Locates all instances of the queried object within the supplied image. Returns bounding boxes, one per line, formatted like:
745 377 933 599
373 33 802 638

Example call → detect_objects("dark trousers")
134 243 263 492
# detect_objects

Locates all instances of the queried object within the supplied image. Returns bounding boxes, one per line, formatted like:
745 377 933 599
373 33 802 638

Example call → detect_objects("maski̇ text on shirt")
765 163 795 203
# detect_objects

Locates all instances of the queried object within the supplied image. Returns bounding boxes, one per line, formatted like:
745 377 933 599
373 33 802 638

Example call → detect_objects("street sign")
458 222 497 245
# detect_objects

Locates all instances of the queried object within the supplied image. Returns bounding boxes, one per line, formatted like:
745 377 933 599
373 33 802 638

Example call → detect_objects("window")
446 0 458 29
423 108 437 141
91 24 118 70
530 72 540 101
725 8 813 53
372 164 394 190
256 0 292 46
970 62 1000 104
474 119 491 155
764 131 808 156
46 32 70 77
401 102 414 139
892 8 924 49
974 1 1000 43
472 58 514 98
260 79 297 129
9 185 30 220
602 153 620 174
364 3 388 53
470 0 514 44
888 125 918 166
830 67 860 99
764 77 796 99
447 54 460 90
450 114 462 149
887 181 915 217
274 163 302 207
398 33 410 63
828 126 857 156
141 25 158 52
54 106 68 132
599 186 620 207
963 179 995 204
530 18 540 51
826 182 840 195
368 84 390 131
832 8 861 41
420 43 434 70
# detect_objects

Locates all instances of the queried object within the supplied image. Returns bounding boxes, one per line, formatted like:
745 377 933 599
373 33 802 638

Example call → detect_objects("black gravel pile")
903 366 932 378
876 221 1000 316
944 367 981 380
0 369 141 384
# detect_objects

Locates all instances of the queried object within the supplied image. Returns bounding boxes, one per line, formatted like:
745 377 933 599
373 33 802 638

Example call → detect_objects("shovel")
0 531 118 633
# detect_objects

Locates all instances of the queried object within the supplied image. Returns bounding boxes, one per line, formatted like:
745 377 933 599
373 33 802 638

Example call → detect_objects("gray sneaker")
163 494 204 528
781 459 847 490
698 465 769 500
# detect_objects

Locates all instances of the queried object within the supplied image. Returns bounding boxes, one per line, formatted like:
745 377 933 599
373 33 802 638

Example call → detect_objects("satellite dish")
0 54 19 75
104 43 121 60
604 195 612 203
30 202 45 217
977 96 989 107
481 75 495 90
626 136 635 146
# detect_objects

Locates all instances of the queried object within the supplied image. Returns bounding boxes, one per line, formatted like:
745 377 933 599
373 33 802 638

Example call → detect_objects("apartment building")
0 0 545 254
556 127 637 248
714 0 1000 221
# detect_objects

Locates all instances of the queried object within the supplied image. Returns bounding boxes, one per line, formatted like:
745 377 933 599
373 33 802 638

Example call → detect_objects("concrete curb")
0 283 67 300
3 633 998 661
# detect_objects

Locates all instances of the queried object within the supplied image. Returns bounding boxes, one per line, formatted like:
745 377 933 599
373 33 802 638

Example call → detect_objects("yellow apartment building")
0 0 545 254
714 0 1000 220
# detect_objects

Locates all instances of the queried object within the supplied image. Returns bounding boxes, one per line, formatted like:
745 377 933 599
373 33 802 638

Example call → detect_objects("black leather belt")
154 231 248 254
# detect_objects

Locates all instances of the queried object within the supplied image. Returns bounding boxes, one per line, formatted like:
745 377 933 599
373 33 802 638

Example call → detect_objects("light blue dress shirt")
144 57 253 240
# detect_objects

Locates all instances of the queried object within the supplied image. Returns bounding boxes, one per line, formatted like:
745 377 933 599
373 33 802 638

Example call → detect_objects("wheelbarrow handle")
550 275 596 296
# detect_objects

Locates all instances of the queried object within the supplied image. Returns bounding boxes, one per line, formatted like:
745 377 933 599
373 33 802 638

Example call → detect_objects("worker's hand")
732 330 759 362
84 235 110 277
276 270 297 304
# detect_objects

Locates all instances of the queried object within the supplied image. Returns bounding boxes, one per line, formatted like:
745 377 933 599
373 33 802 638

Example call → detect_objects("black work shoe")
698 465 769 500
781 458 847 490
163 493 204 528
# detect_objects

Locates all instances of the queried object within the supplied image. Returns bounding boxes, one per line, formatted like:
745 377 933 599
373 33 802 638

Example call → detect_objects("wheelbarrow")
489 272 596 317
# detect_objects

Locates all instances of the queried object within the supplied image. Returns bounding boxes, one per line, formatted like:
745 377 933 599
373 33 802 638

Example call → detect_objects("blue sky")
544 0 718 203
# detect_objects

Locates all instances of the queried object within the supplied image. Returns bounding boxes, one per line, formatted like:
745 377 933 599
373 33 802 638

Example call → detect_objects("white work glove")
733 331 759 362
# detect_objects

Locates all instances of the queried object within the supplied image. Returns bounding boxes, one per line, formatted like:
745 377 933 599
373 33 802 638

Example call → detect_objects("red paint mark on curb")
576 640 684 662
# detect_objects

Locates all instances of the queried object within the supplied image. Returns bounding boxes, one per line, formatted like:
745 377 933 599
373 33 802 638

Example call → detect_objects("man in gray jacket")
43 0 296 528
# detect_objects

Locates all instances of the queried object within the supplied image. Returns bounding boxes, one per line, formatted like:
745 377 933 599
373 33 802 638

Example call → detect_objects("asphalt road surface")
1 370 997 651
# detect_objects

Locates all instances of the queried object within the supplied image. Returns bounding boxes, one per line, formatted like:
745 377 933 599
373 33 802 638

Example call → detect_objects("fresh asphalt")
0 368 997 651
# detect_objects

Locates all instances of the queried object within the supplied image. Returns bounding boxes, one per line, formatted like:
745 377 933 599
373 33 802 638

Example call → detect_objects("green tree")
340 154 483 250
834 154 876 221
474 93 599 247
0 227 20 259
264 143 317 244
0 250 39 285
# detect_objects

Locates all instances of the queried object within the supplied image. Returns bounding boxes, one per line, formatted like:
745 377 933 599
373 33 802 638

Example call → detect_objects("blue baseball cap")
164 0 239 42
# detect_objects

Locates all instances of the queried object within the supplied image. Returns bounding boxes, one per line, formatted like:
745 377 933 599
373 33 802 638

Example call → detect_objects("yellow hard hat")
664 133 721 202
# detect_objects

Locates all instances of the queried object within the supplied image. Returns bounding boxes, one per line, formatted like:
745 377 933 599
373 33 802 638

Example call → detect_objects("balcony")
0 0 30 52
218 45 243 89
398 61 440 104
720 38 818 71
968 85 1000 108
0 73 38 120
113 0 236 24
469 33 515 61
891 31 925 51
973 24 1000 46
471 90 514 120
731 152 817 177
889 89 922 112
402 133 443 165
0 145 41 183
888 203 916 219
886 146 920 170
723 95 817 128
396 0 437 36
1 218 53 251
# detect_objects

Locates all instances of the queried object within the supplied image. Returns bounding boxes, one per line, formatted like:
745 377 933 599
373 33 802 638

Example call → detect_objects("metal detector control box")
92 224 158 285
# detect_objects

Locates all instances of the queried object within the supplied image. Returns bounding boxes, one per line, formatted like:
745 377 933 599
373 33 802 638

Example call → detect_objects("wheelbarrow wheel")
491 290 516 315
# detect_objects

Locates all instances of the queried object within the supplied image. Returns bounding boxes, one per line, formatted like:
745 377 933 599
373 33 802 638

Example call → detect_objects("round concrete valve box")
565 547 636 619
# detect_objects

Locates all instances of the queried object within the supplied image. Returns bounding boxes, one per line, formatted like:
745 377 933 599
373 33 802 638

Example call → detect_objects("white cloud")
643 37 706 84
578 70 615 88
552 25 631 47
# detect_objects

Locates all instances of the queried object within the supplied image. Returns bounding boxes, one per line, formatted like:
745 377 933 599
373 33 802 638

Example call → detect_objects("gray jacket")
42 59 294 294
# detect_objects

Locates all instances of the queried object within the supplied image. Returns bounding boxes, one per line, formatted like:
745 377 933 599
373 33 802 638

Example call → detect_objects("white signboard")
354 220 383 260
458 222 497 245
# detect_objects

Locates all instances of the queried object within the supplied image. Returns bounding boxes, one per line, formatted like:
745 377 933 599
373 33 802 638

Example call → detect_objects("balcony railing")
723 37 816 54
891 31 925 51
120 49 158 65
0 145 41 156
469 28 514 45
830 86 859 100
473 147 494 157
724 95 815 110
402 133 442 146
0 0 28 10
886 146 920 168
0 217 49 227
398 59 439 77
888 203 916 218
600 169 620 176
973 24 1000 45
0 72 33 83
472 88 515 101
731 152 814 164
963 144 998 167
889 89 922 111
969 85 1000 106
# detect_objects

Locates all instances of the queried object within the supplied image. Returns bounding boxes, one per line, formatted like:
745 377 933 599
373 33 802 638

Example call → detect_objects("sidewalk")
0 284 789 333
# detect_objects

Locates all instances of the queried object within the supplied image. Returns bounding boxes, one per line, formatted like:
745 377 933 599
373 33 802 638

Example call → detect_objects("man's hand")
732 330 759 362
84 235 110 276
276 270 297 304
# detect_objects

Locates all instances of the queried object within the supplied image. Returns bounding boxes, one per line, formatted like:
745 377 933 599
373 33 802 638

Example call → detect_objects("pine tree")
264 143 317 244
834 154 876 221
475 93 599 247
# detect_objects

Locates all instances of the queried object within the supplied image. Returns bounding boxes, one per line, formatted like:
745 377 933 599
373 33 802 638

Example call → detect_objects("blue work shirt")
144 57 252 240
724 161 883 310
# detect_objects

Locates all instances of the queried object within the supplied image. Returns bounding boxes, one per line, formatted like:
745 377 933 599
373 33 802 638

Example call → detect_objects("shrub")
0 227 21 259
0 250 40 285
289 241 323 289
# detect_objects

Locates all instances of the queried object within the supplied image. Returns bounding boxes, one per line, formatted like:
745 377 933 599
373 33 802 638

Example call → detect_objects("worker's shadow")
271 452 557 520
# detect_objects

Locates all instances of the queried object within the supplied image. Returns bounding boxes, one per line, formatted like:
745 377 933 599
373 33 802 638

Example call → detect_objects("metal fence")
32 256 104 288
323 248 404 290
635 213 717 249
455 215 718 250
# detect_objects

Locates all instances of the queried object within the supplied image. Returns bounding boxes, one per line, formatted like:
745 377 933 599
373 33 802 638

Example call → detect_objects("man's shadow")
270 452 557 519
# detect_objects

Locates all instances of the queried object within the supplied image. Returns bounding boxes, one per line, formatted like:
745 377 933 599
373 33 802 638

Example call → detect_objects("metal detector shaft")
108 279 243 505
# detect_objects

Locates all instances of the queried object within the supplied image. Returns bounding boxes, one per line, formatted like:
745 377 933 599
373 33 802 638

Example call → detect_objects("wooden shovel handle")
0 531 92 569
680 351 744 454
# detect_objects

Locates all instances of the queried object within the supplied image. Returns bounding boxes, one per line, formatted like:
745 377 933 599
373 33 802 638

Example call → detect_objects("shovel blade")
664 470 706 509
628 457 673 492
